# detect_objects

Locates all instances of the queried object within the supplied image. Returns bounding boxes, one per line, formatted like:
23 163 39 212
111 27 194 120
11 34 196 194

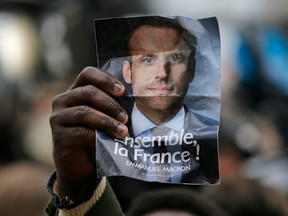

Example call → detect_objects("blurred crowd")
0 0 288 215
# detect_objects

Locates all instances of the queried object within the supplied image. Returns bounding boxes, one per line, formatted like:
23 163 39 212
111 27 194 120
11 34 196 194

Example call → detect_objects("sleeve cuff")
47 171 102 210
58 177 107 216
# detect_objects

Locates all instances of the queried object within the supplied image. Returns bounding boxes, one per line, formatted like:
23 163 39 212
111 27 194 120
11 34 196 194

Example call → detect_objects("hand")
49 67 128 200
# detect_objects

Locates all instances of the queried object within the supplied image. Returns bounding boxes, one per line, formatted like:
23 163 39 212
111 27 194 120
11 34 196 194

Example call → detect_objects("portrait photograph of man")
94 15 221 184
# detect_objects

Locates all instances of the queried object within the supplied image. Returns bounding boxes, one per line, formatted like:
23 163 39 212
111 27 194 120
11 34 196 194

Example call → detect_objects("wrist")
47 171 101 209
58 177 108 216
57 174 96 201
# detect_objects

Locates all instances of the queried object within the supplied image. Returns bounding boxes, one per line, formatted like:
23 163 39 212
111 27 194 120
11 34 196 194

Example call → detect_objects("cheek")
171 71 190 94
132 66 152 82
170 67 187 82
131 69 149 94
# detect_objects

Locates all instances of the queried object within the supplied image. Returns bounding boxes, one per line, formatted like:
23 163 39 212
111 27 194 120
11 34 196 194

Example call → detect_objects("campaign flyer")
94 15 221 184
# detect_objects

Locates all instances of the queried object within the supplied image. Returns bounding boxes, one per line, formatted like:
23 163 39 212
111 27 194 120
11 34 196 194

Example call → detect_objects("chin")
136 96 182 111
149 98 180 111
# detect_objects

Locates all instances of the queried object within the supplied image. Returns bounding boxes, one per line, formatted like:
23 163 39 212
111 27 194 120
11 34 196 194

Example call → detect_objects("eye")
170 54 182 63
142 56 154 64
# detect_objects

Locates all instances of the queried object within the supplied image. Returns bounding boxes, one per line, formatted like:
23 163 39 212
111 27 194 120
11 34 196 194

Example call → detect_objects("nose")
155 58 170 80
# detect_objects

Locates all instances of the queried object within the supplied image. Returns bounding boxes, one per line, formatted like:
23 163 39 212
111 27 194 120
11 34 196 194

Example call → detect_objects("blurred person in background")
202 177 288 216
0 162 51 216
226 25 288 196
217 126 252 179
0 0 148 215
126 188 228 216
0 2 54 215
219 95 288 196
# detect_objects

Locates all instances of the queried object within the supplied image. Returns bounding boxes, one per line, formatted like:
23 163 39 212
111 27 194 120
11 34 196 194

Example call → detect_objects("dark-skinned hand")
49 67 128 200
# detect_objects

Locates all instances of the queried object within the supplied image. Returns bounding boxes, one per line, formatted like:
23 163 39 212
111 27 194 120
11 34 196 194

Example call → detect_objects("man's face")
122 25 194 113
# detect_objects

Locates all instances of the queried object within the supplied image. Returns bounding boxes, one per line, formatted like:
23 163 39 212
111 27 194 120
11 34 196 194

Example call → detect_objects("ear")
122 60 132 84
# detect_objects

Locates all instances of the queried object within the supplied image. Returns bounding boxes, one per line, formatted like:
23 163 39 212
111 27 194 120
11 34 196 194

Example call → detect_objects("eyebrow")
128 49 191 62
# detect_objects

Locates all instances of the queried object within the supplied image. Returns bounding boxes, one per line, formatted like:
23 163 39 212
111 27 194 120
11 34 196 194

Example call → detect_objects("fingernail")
116 124 127 136
117 111 127 122
114 83 122 93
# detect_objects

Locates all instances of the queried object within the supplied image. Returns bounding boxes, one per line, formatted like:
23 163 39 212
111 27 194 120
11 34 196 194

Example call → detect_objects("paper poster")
94 15 221 184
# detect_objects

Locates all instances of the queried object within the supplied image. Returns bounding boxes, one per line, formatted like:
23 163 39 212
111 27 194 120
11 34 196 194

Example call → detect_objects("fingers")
70 67 125 97
50 105 128 139
52 84 128 124
50 66 129 139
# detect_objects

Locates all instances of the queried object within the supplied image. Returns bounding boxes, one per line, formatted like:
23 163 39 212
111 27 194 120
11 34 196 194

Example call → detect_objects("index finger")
70 66 125 97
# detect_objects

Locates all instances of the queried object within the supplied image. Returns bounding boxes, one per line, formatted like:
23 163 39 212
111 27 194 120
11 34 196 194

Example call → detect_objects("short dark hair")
125 16 196 73
126 188 228 216
125 16 197 71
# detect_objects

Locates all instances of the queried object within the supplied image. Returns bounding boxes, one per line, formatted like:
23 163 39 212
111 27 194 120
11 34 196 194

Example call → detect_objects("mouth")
147 86 172 96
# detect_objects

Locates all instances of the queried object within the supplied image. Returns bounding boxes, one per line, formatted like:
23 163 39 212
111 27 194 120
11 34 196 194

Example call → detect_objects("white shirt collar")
132 104 185 137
